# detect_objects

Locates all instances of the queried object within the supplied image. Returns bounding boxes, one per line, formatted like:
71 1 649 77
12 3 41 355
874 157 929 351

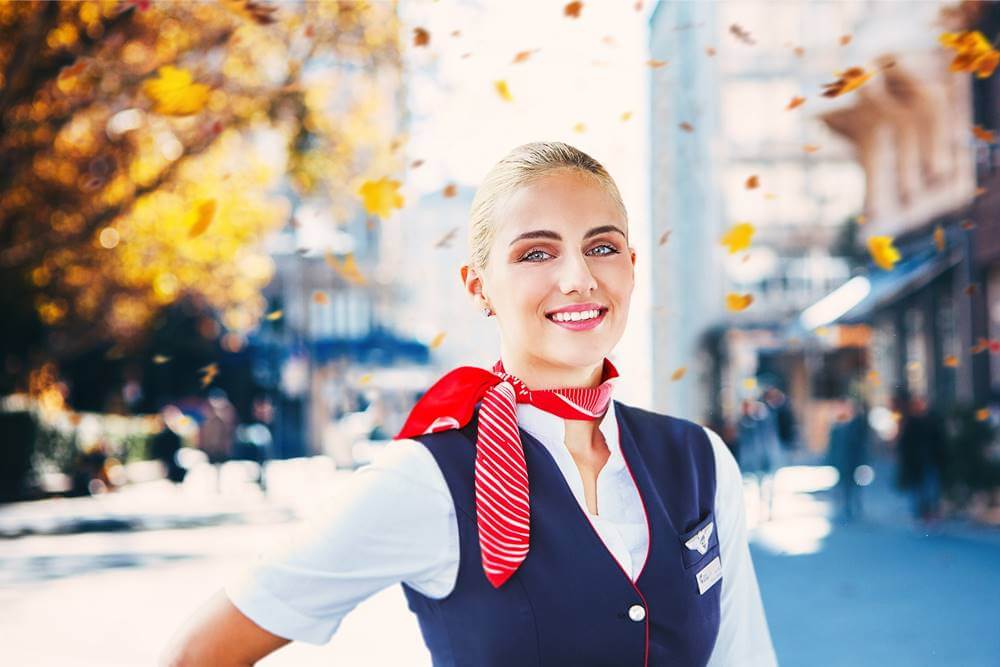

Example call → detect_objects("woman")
160 142 777 666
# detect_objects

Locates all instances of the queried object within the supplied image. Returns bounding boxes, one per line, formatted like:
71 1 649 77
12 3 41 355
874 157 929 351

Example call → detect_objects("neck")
499 348 605 391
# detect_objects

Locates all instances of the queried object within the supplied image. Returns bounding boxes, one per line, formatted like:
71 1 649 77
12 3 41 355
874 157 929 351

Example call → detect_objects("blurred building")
649 2 865 437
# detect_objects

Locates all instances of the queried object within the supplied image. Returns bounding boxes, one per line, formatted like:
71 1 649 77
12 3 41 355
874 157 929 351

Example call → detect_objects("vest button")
628 604 646 622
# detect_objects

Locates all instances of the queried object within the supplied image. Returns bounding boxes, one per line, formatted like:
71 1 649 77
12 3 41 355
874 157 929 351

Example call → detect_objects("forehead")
495 170 625 239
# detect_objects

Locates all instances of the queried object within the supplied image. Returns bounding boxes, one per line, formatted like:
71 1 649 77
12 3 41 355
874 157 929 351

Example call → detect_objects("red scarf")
396 358 619 587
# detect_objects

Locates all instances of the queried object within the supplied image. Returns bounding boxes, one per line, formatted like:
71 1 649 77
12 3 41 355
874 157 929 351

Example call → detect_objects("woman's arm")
159 590 291 666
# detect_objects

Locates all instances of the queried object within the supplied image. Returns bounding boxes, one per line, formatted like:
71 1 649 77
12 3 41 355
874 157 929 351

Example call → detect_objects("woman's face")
463 169 636 380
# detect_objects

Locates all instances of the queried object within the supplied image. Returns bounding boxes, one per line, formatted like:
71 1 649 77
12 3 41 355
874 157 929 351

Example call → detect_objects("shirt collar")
516 398 623 470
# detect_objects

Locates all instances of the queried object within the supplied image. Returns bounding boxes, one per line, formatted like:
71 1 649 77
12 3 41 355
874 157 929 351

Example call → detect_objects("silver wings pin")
685 522 714 555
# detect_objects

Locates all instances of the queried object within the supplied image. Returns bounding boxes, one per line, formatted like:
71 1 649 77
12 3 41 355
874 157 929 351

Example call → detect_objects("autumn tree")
0 0 404 400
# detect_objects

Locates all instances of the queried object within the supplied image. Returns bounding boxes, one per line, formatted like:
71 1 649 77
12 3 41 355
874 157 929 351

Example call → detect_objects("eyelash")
519 243 620 263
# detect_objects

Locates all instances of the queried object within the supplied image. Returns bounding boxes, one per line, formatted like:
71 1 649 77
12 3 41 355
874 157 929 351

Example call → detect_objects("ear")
459 263 490 310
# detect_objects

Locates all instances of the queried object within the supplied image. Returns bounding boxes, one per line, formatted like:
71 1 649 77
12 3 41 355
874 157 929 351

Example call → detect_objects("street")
2 457 998 666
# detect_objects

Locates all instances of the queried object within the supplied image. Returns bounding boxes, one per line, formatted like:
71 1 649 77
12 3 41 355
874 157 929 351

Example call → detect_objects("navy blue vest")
402 400 721 666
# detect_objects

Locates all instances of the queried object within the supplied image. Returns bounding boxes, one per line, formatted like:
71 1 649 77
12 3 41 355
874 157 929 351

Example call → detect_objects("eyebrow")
507 224 627 247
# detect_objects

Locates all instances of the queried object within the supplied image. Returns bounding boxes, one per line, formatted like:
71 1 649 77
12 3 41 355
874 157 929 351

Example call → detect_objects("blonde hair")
468 141 627 271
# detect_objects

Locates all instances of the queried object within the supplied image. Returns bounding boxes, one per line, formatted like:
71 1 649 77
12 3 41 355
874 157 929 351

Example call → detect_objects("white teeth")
550 309 602 322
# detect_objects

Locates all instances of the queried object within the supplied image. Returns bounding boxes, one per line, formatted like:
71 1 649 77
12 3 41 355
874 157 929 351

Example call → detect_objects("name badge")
695 556 722 595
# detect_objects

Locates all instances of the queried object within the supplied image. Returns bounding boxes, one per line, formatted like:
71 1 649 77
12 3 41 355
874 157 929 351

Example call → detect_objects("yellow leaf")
786 96 806 110
143 65 210 116
670 366 686 381
188 199 216 238
939 31 1000 78
803 144 821 153
867 235 900 271
573 122 586 133
513 49 539 64
821 67 873 98
620 111 633 121
358 177 404 218
199 363 218 388
266 309 283 321
721 222 755 254
647 59 668 68
494 80 513 102
359 373 373 385
726 293 753 311
933 224 945 252
564 1 583 18
153 354 171 364
429 331 447 349
973 125 996 143
443 183 457 198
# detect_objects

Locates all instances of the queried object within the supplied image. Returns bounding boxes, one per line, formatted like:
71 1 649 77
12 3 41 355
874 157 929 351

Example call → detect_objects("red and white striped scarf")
395 358 619 588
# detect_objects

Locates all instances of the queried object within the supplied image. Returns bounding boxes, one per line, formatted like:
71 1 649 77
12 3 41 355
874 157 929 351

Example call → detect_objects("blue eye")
518 244 619 263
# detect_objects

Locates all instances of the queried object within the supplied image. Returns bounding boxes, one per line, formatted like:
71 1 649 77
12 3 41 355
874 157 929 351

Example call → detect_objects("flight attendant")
161 141 777 666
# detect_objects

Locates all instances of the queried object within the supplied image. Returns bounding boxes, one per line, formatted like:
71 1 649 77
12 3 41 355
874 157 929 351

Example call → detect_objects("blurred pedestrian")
895 392 948 524
199 388 238 491
737 397 783 522
151 404 187 484
763 386 798 455
826 396 869 523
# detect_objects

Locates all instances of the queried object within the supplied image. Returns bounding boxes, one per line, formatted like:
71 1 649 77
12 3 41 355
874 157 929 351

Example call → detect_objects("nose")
558 249 598 295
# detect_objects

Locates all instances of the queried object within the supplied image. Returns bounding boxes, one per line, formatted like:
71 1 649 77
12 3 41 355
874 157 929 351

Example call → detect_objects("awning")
791 247 961 335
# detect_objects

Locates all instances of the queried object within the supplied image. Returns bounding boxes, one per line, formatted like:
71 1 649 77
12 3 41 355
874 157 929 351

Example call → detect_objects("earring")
483 306 493 317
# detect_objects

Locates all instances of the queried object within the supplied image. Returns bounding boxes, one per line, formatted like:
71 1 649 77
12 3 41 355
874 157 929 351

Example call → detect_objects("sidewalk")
0 457 352 539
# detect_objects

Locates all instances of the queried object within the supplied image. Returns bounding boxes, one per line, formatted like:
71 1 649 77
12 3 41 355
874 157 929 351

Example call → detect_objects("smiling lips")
545 304 608 331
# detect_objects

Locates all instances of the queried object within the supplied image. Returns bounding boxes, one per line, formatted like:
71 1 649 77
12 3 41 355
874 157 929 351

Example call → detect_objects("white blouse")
225 400 778 666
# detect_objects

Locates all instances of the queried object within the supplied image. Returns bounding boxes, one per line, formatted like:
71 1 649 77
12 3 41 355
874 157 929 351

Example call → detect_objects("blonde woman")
161 142 777 666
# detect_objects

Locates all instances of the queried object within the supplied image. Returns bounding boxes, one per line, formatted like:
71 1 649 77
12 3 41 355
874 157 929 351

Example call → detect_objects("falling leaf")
742 377 758 390
867 236 900 270
975 408 990 421
573 122 586 133
188 199 217 238
312 291 329 305
658 229 672 246
705 46 716 57
821 67 873 97
513 49 539 64
634 1 643 11
620 111 633 121
745 175 759 189
721 222 755 253
243 1 278 25
972 337 990 354
143 65 210 116
679 121 694 132
429 331 447 349
793 46 805 58
199 363 218 388
933 224 946 252
325 252 366 286
359 373 373 385
671 366 687 381
961 220 976 230
564 1 583 18
973 125 996 143
943 355 959 368
839 34 852 46
786 96 806 110
435 227 459 248
975 186 987 196
494 79 513 102
265 309 283 321
964 283 979 296
726 293 753 311
443 183 457 198
647 59 668 68
939 31 1000 78
803 144 821 153
411 159 425 168
413 27 430 47
152 354 171 364
451 30 461 37
729 24 755 45
358 177 404 218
